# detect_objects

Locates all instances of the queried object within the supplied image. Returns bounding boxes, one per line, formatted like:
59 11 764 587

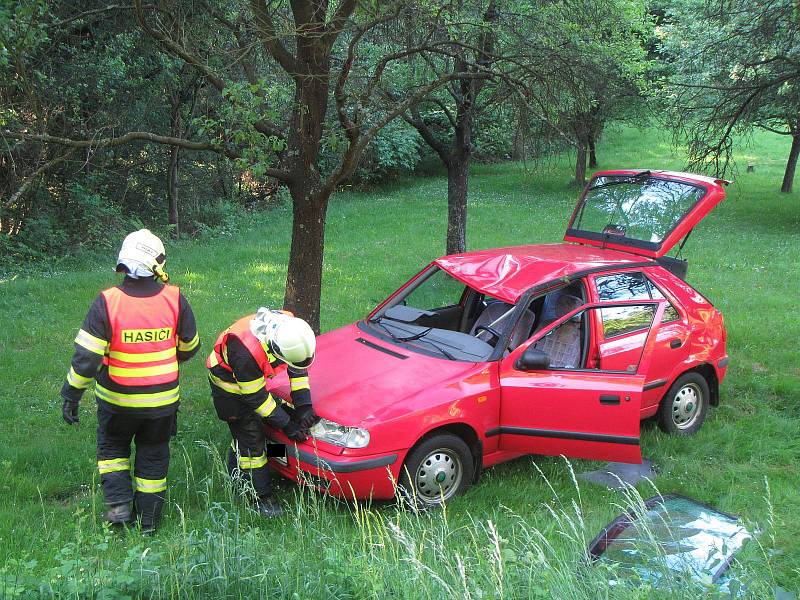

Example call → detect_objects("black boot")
105 502 133 525
256 495 283 518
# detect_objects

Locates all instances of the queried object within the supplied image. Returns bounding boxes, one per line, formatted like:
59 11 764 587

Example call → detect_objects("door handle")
669 338 682 349
599 395 621 405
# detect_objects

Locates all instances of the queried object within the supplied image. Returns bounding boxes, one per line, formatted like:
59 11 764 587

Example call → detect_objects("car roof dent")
435 243 652 304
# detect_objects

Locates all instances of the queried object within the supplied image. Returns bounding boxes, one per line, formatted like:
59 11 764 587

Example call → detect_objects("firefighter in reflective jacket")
61 229 200 532
208 308 317 517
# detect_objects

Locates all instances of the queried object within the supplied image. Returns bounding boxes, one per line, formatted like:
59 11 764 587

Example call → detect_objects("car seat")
532 294 583 368
470 301 535 350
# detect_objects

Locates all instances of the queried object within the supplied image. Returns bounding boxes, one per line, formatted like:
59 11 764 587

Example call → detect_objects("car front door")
497 300 666 464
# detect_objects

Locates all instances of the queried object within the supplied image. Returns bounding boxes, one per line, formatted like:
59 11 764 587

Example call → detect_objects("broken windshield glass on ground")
588 494 755 595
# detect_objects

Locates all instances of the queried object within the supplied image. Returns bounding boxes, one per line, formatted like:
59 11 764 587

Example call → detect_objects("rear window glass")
572 176 705 246
589 495 752 589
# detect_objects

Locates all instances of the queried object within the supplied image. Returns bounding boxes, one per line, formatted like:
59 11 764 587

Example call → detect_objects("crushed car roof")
435 243 653 304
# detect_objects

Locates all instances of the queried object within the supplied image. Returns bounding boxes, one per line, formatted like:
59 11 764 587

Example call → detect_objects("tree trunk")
446 154 470 255
283 181 328 333
167 94 181 237
167 147 179 237
588 132 597 168
781 133 800 193
575 142 588 186
512 105 527 161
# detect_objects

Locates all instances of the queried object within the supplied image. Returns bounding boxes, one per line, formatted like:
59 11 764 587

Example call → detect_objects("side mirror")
515 347 550 371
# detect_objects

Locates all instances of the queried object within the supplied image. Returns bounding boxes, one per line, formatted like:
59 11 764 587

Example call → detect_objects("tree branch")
3 149 76 212
323 72 490 196
404 105 451 165
250 0 299 75
323 0 357 48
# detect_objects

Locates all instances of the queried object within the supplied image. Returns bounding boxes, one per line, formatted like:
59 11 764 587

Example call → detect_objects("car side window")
595 272 679 339
646 282 680 322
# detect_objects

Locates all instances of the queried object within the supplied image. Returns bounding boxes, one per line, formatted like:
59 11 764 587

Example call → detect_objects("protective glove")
282 420 308 442
293 404 320 429
62 398 80 424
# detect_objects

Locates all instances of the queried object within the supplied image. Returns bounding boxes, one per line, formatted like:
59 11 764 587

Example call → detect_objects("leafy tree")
662 0 800 192
4 0 488 330
400 0 499 255
539 0 652 186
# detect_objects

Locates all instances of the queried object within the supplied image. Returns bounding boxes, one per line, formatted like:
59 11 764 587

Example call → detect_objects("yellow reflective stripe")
290 376 309 391
207 351 220 368
97 458 130 474
134 477 167 493
108 362 179 379
208 372 241 394
254 394 277 418
75 329 108 355
108 347 177 363
238 453 267 469
178 333 199 352
67 367 93 389
237 376 265 394
95 384 180 408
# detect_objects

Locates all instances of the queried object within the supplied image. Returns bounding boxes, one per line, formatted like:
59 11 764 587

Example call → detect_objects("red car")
266 170 730 505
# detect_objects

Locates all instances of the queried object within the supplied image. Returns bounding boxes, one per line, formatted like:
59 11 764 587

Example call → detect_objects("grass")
0 126 798 597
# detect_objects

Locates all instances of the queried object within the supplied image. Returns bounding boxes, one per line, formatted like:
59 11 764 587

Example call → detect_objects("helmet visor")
268 341 315 370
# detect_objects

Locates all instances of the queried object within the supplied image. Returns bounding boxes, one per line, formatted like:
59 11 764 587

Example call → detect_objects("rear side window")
595 272 680 338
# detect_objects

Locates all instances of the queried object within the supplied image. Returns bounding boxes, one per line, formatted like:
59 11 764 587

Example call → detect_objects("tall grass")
0 449 780 598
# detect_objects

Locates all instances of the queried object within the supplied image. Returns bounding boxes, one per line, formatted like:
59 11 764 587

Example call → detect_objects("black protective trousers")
96 409 174 527
222 410 271 498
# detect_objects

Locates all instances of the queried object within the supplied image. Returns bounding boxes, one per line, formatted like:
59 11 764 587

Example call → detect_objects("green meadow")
0 127 797 597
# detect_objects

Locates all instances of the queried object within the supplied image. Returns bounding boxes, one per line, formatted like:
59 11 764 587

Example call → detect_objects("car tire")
657 372 710 436
397 433 475 508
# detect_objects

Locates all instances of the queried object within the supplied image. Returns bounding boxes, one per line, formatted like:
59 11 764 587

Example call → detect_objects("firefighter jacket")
61 276 200 418
207 315 312 428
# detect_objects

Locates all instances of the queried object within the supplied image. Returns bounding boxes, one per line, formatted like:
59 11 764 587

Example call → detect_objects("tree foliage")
662 0 800 190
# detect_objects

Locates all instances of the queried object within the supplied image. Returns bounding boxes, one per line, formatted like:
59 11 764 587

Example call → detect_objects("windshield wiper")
369 316 432 343
369 316 456 360
414 337 456 360
588 170 651 191
396 327 433 342
368 316 403 342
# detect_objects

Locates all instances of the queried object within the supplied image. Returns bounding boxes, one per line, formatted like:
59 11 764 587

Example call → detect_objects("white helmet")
116 229 169 282
250 308 316 369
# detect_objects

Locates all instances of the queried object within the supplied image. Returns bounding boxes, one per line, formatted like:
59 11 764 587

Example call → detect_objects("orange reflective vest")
207 314 276 379
101 285 180 389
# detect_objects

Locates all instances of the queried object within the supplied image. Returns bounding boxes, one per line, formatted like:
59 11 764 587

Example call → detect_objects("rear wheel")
397 434 474 508
657 372 709 436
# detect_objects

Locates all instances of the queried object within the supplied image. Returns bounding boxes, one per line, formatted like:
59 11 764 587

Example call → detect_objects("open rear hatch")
564 170 728 259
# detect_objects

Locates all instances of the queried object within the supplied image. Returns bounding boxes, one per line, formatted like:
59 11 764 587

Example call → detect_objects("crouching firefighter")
207 308 318 517
60 229 200 532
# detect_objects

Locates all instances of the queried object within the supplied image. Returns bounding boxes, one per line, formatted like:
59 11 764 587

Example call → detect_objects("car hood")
270 323 479 427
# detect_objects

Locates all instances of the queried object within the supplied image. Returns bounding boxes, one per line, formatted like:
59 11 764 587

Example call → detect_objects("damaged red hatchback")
265 170 730 505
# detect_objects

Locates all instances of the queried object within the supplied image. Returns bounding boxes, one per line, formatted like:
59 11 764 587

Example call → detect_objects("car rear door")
587 270 690 410
497 300 667 464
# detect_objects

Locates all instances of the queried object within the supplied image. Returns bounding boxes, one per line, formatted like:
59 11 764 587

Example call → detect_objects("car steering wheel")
474 324 502 345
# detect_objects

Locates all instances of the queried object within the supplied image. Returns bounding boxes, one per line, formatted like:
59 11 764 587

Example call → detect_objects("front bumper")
268 437 404 500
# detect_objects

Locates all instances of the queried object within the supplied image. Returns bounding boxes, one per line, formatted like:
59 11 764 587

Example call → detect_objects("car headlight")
309 418 370 449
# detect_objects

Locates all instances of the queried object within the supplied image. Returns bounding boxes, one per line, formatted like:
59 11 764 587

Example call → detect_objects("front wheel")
397 434 474 508
657 372 709 436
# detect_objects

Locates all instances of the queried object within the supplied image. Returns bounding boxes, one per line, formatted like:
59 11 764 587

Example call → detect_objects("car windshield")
572 176 706 245
366 267 516 362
